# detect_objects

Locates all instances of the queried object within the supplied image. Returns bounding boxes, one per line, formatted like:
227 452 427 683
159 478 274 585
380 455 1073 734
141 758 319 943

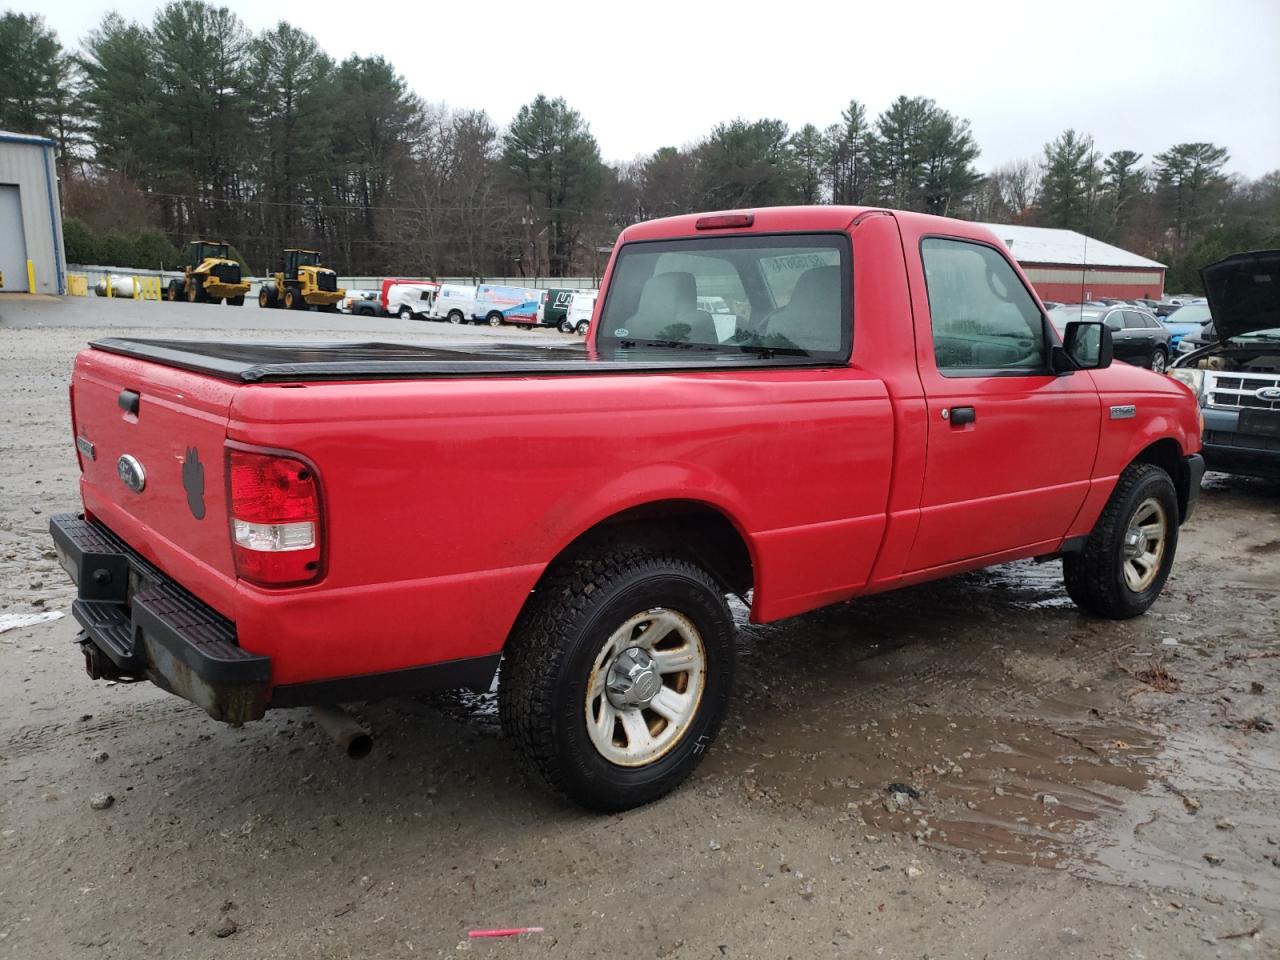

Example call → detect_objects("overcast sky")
35 0 1280 177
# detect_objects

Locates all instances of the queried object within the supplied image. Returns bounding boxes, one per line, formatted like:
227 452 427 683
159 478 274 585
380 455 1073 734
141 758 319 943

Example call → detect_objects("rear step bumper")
49 514 270 724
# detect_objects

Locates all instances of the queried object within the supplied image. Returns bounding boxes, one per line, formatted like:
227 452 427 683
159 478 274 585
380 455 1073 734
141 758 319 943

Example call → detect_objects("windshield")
294 251 320 267
596 234 850 360
1164 303 1211 326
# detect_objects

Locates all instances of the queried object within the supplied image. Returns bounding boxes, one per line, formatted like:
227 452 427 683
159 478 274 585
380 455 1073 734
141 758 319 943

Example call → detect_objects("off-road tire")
258 287 274 308
499 545 735 812
166 280 182 302
1064 462 1179 619
229 295 245 306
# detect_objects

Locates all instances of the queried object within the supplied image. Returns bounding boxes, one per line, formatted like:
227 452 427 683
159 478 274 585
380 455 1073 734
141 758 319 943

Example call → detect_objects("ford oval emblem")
117 454 146 493
1256 386 1280 402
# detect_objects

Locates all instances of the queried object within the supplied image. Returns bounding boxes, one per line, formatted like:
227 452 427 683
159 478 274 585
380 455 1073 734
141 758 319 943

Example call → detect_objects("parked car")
388 283 437 319
341 289 380 314
1177 320 1217 356
473 284 544 326
561 291 597 334
50 205 1203 812
498 299 542 326
427 283 479 324
539 288 580 329
1049 305 1174 372
346 291 384 317
378 278 437 315
1169 250 1280 478
1160 302 1212 349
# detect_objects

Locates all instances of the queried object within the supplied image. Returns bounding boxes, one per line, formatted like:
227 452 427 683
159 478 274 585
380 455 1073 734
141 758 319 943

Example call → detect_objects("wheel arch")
1130 437 1192 521
526 498 756 606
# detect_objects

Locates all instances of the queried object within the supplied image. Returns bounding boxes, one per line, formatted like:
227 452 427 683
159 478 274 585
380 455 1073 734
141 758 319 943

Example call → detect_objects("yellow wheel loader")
164 240 250 305
257 249 345 312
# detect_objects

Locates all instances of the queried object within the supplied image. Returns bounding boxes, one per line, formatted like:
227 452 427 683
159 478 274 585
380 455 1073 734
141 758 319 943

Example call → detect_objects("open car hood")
1200 250 1280 341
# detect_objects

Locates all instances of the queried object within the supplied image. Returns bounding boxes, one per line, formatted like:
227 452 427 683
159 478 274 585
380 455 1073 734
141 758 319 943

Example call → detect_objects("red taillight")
695 214 754 230
227 447 322 586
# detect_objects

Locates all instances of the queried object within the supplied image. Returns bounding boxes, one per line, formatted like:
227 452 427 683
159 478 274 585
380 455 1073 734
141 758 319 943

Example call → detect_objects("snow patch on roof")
977 223 1165 269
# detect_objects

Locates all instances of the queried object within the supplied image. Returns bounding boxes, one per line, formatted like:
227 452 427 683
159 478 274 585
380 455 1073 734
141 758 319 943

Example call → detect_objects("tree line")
1 5 1277 290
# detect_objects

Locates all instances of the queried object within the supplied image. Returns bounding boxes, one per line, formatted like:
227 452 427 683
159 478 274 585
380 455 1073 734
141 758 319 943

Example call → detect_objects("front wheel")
1064 462 1179 619
397 306 412 319
1150 347 1168 374
499 546 735 812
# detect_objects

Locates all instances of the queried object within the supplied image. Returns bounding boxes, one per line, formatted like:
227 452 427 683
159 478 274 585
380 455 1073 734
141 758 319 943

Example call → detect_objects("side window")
1123 311 1148 329
920 238 1046 374
1104 311 1125 331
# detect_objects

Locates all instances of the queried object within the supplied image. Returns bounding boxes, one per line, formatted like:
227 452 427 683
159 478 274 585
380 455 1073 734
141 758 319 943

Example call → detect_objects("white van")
387 282 437 319
473 284 543 325
563 290 598 335
427 283 479 324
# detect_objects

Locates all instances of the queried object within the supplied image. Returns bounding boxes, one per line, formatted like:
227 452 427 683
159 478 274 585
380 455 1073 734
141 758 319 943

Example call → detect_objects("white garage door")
0 184 29 292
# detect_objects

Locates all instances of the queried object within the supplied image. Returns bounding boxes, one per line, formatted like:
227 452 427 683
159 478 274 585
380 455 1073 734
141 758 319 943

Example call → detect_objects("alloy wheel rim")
1121 497 1168 592
584 607 706 767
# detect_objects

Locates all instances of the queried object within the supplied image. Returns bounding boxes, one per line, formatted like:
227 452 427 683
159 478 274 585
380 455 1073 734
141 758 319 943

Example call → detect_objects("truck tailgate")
72 347 240 617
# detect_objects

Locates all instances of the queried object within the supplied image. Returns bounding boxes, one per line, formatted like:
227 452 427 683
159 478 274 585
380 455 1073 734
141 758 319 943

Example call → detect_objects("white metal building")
0 131 66 294
979 222 1165 303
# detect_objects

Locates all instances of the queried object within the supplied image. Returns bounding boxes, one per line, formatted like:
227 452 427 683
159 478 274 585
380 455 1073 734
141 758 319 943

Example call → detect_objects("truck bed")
89 337 831 383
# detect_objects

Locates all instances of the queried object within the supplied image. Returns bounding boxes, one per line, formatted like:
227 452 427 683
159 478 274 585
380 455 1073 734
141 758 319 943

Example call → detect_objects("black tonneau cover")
89 338 831 383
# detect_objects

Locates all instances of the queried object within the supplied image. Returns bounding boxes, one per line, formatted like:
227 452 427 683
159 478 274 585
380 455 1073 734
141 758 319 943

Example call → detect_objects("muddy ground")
1 297 1278 959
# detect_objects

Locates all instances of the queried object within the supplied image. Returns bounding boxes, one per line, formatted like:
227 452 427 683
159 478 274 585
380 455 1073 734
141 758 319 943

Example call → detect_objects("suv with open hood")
1170 250 1280 478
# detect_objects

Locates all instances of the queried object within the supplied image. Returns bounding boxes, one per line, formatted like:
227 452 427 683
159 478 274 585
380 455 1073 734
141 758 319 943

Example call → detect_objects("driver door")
903 236 1102 572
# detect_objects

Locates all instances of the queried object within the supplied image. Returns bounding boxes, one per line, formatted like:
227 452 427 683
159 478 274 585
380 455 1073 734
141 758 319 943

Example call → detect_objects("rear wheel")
576 320 590 336
559 319 574 334
487 311 504 327
1150 346 1168 374
448 310 463 325
258 287 275 309
1064 462 1179 619
166 280 183 302
500 545 735 812
228 295 245 306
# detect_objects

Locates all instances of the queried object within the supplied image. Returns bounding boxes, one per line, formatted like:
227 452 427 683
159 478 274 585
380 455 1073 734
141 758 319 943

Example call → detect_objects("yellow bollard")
27 260 35 292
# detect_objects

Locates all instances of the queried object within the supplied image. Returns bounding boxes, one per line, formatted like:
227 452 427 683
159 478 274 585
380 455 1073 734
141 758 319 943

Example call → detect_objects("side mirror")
1062 320 1113 370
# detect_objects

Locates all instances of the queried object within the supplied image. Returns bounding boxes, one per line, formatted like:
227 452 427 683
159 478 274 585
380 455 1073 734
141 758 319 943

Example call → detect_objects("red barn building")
979 223 1165 304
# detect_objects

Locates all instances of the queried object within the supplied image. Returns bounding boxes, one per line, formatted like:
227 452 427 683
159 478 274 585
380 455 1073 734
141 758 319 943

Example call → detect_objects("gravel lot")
2 295 1278 959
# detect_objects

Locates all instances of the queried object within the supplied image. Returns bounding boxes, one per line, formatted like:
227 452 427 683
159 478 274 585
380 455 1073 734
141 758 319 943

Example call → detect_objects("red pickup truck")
52 206 1204 811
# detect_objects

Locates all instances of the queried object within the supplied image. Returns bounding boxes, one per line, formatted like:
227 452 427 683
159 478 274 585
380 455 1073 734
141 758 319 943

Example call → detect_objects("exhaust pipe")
311 705 373 759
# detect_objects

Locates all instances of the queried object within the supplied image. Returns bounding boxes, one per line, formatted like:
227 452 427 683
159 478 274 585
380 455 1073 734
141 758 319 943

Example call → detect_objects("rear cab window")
596 234 852 362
